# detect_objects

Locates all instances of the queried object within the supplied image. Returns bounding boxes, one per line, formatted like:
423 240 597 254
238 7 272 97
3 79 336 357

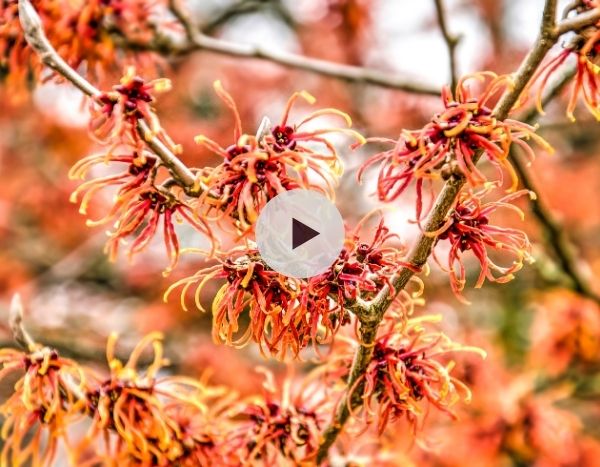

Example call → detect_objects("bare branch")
316 1 564 462
433 0 460 90
557 5 600 34
510 66 600 305
9 294 37 351
159 0 443 96
18 0 198 191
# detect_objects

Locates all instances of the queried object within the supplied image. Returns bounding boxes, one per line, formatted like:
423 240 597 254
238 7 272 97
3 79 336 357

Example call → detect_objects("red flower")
194 81 363 233
69 150 157 215
0 0 162 97
360 73 552 219
324 315 484 434
165 246 310 358
306 215 417 316
89 185 214 272
225 368 326 464
531 28 600 121
434 186 534 302
89 67 176 149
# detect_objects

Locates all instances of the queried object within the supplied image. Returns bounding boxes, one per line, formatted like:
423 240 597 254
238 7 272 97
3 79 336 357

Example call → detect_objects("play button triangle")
292 218 320 249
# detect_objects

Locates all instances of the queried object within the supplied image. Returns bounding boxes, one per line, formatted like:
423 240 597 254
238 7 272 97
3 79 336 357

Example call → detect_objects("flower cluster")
532 1 600 121
0 0 162 96
70 70 215 271
89 67 175 149
323 315 485 434
0 346 87 466
0 327 334 466
434 186 534 302
194 81 363 234
225 369 326 465
305 215 421 320
360 73 551 221
0 332 238 466
165 216 421 359
165 246 308 359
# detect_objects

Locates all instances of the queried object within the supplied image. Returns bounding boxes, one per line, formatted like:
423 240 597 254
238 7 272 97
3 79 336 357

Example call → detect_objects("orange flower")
324 315 485 435
0 346 87 467
360 73 552 219
194 81 362 233
531 1 600 121
434 186 534 303
165 246 309 359
87 185 215 272
79 332 234 465
225 368 327 465
0 0 162 97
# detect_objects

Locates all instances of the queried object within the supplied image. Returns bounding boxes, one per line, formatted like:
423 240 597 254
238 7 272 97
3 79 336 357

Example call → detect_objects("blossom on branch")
165 246 310 359
360 73 552 220
0 0 163 96
225 368 327 465
532 26 600 121
324 315 485 435
194 81 363 234
89 67 176 149
0 346 87 466
434 186 534 302
89 185 214 272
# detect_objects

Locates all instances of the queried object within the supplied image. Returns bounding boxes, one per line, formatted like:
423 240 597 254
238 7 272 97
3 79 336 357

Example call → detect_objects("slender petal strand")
435 186 534 302
194 81 363 234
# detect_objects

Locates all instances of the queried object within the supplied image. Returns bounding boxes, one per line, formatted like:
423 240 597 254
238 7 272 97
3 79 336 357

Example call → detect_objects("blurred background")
1 0 600 464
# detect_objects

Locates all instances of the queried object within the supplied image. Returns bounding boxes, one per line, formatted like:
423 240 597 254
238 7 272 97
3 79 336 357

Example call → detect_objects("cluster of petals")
359 72 552 222
531 15 600 121
194 81 363 233
165 216 418 359
434 185 535 302
323 315 485 434
0 0 162 96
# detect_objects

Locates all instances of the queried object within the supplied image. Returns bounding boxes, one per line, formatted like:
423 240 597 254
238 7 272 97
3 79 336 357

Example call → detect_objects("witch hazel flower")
194 81 364 234
87 185 215 272
324 315 485 435
359 73 552 221
164 245 312 359
0 346 87 466
225 368 327 465
433 185 535 303
89 67 177 151
531 13 600 121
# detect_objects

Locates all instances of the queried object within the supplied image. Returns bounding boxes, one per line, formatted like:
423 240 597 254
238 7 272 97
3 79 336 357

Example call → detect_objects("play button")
256 189 345 278
292 218 320 249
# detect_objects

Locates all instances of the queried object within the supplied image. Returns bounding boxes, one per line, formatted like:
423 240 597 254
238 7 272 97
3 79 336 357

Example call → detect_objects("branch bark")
433 0 460 90
317 0 568 462
510 67 600 305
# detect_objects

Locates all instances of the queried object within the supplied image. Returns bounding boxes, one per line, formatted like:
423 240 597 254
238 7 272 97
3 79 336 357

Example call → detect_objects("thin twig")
157 0 443 96
433 0 460 90
9 294 36 351
557 5 600 34
510 67 600 305
316 1 567 462
18 0 198 191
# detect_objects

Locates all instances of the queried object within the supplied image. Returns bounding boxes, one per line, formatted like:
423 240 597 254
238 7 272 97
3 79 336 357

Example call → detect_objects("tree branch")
317 1 563 462
510 67 600 305
557 5 600 35
433 0 460 90
151 0 442 96
18 0 198 191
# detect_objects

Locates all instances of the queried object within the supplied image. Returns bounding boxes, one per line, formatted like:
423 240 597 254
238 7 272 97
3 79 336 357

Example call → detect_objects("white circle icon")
256 190 345 278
